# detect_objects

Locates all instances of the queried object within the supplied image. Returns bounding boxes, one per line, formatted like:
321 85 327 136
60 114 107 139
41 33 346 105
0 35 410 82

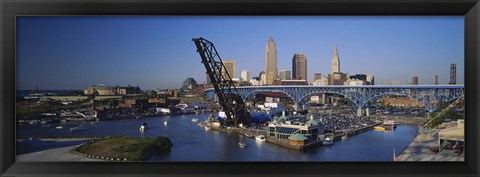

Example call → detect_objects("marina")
17 112 418 161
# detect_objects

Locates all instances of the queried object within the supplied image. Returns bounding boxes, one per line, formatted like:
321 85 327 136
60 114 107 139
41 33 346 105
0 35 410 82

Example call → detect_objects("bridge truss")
193 38 251 126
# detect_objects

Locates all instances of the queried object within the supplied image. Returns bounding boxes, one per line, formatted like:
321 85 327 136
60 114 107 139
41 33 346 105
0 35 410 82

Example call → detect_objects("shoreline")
16 138 103 161
397 124 464 161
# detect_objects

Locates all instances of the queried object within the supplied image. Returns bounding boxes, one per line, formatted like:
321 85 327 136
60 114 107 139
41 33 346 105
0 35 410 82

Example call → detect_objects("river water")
17 113 418 161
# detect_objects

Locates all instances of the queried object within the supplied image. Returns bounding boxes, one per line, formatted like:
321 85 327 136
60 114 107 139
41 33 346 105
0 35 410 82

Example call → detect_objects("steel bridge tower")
192 38 252 126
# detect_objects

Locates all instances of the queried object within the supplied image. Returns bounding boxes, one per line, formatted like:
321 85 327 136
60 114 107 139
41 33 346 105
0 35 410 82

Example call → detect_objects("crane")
192 38 252 127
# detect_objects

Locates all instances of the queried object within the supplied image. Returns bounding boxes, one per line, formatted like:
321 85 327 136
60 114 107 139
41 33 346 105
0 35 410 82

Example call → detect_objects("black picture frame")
1 0 479 176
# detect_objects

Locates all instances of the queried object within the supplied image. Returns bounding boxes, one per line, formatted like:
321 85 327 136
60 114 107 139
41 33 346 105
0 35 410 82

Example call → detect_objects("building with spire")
265 36 278 85
331 45 340 74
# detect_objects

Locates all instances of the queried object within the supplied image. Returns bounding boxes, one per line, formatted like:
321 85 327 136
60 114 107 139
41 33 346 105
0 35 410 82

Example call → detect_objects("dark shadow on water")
16 139 89 155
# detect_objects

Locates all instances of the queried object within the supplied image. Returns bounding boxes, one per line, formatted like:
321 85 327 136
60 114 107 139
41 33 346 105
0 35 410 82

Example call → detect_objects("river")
17 113 418 161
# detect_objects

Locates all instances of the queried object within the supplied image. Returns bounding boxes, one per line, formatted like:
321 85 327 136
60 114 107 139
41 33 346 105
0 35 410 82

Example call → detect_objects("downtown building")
240 70 250 82
264 36 278 85
412 76 419 85
328 46 348 85
279 69 292 80
292 54 307 80
221 60 236 79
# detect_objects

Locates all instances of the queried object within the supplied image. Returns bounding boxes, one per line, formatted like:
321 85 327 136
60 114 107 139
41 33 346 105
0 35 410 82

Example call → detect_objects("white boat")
238 142 247 148
70 125 87 132
191 118 199 122
341 134 348 140
163 121 168 126
204 126 210 131
56 125 63 129
255 135 266 142
244 133 254 138
139 123 149 131
322 137 334 145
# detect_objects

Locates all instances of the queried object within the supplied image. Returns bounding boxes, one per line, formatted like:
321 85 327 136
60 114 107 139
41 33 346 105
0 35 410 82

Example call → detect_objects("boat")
55 125 63 129
204 126 210 131
341 134 348 140
374 126 386 131
70 125 87 132
139 123 149 131
382 120 397 130
238 142 247 148
322 137 334 145
191 118 199 122
163 121 168 126
244 133 254 138
42 124 51 128
255 135 266 142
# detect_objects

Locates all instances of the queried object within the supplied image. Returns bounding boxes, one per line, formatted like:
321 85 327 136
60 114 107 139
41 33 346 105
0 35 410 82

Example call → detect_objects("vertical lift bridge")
192 38 252 127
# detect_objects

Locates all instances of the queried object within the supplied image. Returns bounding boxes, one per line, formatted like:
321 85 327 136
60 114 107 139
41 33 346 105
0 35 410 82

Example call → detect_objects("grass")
75 136 172 161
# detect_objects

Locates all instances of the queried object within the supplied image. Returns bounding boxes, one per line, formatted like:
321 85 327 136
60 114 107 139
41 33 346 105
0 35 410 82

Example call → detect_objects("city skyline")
16 16 464 90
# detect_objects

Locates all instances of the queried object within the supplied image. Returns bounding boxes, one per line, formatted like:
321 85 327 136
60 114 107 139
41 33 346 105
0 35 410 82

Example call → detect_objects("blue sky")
16 16 464 90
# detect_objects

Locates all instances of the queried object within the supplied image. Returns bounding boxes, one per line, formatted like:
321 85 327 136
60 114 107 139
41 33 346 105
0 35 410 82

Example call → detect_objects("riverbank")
397 123 464 161
16 138 102 161
74 136 172 161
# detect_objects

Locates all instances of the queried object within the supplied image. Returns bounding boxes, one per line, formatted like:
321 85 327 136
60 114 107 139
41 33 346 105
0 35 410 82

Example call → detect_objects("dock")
266 122 382 150
207 121 382 151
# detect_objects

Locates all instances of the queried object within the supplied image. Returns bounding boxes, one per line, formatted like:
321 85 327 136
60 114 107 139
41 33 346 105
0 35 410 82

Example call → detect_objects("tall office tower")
314 73 322 81
366 74 375 85
412 76 419 85
292 54 307 80
331 45 340 74
221 60 236 79
240 70 250 82
435 75 439 85
450 63 456 85
279 69 292 80
265 36 278 85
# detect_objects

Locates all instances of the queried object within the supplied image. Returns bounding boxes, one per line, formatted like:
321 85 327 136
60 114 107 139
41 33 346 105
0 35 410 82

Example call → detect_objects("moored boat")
244 133 254 138
191 118 199 122
382 120 396 130
56 125 63 129
255 135 266 142
322 137 334 145
374 126 385 131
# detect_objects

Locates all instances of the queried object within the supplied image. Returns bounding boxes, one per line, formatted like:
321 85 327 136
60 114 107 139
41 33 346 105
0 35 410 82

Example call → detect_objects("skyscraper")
292 54 307 80
435 75 439 85
265 36 278 85
450 63 456 85
331 45 340 74
221 60 236 79
412 76 419 85
279 69 292 80
240 70 250 82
